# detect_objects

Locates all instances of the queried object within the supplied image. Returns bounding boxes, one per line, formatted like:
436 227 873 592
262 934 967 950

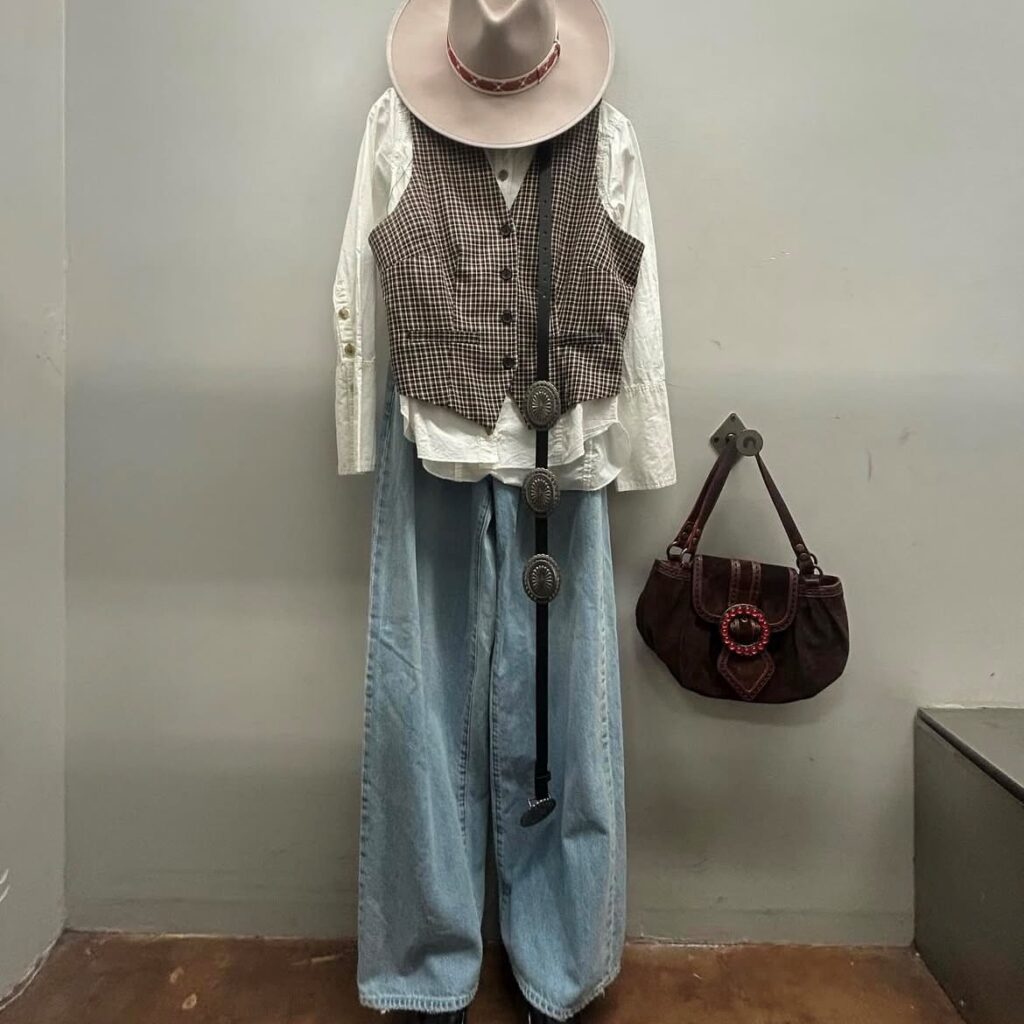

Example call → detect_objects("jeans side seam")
487 493 509 921
456 500 492 844
356 380 399 966
490 651 509 917
597 498 618 980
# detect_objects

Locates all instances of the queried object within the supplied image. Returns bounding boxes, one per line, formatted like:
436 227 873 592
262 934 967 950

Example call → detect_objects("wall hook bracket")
710 412 763 457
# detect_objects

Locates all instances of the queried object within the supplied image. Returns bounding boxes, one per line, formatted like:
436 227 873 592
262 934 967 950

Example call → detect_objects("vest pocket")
553 332 608 345
404 327 481 345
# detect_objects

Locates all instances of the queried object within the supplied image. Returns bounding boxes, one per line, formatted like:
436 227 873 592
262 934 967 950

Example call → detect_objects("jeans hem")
513 957 622 1021
359 988 477 1014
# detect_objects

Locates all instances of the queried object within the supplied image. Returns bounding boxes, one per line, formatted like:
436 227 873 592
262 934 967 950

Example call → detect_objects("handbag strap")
752 454 818 572
671 443 820 575
666 441 740 558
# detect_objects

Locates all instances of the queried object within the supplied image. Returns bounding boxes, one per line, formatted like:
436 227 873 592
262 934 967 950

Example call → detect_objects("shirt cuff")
335 355 377 475
613 380 677 492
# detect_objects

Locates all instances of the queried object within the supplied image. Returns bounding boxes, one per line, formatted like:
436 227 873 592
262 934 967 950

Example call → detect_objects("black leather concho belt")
519 137 560 828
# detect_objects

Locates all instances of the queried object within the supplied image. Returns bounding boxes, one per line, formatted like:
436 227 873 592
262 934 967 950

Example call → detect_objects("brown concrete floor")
0 932 963 1024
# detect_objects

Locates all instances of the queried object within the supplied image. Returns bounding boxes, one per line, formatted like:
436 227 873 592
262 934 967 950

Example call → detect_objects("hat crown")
447 0 557 80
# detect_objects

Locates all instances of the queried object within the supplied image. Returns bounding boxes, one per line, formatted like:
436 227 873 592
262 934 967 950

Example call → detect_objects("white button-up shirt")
333 87 675 491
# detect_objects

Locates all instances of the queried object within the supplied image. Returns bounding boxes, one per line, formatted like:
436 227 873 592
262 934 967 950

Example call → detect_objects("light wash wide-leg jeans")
357 372 626 1021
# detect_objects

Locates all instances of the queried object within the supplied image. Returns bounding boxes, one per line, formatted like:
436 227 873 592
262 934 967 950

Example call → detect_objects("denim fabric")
356 371 626 1020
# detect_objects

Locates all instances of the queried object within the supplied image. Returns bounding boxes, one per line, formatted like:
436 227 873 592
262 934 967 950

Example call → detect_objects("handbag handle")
665 441 740 559
668 442 821 575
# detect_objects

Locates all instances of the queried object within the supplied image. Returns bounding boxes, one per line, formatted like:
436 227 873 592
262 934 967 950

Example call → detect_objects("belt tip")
520 796 556 827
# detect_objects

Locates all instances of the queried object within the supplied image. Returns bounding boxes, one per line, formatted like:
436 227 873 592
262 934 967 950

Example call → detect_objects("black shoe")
413 1013 467 1023
526 1011 578 1023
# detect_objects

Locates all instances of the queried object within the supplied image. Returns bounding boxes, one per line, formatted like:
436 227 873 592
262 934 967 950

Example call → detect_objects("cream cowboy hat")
385 0 615 149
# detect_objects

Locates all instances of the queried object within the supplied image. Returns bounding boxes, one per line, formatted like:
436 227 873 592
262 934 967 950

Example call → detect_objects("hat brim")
386 0 614 149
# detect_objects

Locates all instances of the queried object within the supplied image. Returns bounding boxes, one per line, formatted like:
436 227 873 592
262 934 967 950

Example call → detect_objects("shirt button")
499 221 514 237
338 306 350 320
500 309 514 324
501 355 516 370
500 266 513 282
343 343 356 356
497 168 509 181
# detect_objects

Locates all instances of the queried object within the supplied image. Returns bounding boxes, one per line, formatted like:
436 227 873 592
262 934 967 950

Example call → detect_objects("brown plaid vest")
367 104 645 432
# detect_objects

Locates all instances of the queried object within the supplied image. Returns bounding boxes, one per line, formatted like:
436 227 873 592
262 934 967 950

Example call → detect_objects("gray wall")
0 0 67 996
65 0 1024 943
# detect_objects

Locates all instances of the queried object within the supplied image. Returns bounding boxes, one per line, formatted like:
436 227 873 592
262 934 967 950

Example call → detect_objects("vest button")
499 221 514 237
500 309 514 325
500 266 513 282
501 355 516 370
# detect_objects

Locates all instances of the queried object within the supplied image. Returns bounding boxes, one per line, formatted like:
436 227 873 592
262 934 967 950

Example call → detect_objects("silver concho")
523 467 560 516
522 553 561 604
525 380 560 430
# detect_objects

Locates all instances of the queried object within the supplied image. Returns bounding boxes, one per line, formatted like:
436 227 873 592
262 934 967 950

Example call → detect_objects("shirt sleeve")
333 92 400 475
597 104 677 492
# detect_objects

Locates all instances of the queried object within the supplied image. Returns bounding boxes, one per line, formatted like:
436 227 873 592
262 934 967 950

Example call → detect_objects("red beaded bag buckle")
719 603 771 657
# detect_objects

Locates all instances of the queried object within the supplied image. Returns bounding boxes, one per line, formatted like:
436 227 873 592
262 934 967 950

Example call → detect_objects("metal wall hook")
710 412 763 457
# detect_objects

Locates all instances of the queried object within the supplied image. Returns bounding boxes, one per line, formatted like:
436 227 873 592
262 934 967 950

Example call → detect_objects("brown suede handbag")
635 440 849 702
